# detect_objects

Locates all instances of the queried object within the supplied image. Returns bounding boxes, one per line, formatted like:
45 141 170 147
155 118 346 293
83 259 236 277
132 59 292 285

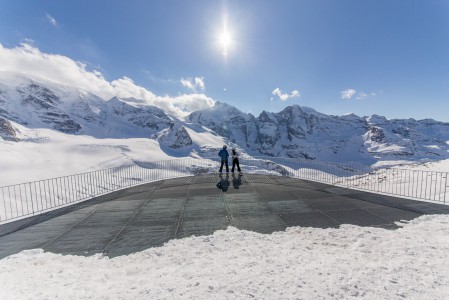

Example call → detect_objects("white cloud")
165 93 214 115
356 92 368 100
340 89 357 99
112 77 156 100
180 76 205 92
194 77 205 91
111 77 214 116
46 13 57 27
23 38 35 44
272 88 300 101
180 78 195 90
341 89 377 100
0 43 215 117
0 43 115 98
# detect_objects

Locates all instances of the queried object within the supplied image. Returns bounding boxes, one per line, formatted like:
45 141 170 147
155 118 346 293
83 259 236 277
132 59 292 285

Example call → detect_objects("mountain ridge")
1 72 449 165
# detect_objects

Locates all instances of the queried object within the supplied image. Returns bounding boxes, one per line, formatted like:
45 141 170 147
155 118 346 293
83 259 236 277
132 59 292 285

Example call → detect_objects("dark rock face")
70 98 106 126
0 89 22 124
17 83 81 134
256 112 281 152
169 126 193 149
108 97 174 130
368 126 386 143
392 125 410 138
19 83 60 108
187 103 449 162
0 90 8 119
158 124 193 149
0 117 19 142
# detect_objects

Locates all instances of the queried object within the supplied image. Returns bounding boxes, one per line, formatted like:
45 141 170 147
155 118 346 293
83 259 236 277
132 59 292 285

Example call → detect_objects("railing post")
28 183 35 216
1 187 5 222
433 173 438 201
444 173 448 204
8 186 12 219
34 180 43 211
18 184 24 216
15 185 21 217
88 171 93 197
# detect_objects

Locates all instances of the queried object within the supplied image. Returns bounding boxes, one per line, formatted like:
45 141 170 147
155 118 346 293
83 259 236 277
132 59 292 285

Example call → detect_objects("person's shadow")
232 173 242 189
216 173 230 192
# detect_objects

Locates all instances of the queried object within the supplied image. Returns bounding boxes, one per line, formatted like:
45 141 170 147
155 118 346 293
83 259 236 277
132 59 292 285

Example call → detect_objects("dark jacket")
218 148 229 160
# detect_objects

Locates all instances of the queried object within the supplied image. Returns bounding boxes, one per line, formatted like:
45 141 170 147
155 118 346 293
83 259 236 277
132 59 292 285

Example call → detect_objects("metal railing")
0 157 447 223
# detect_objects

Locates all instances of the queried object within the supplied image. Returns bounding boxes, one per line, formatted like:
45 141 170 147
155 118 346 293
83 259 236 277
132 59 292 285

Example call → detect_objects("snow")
0 124 172 186
184 125 225 148
1 72 449 298
2 71 449 188
0 121 228 187
336 160 449 203
1 215 449 299
2 133 448 223
415 158 449 172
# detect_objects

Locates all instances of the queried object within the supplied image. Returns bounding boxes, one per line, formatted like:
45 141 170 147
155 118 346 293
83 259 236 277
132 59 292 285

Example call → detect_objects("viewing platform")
1 174 448 259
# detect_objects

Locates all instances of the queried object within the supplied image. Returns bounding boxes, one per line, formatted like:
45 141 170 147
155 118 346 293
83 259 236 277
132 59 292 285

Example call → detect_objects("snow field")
336 168 449 203
1 215 449 299
260 158 449 204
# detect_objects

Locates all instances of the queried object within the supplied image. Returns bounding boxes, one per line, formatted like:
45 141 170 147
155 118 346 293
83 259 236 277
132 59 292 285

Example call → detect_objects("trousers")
231 158 241 173
219 159 229 173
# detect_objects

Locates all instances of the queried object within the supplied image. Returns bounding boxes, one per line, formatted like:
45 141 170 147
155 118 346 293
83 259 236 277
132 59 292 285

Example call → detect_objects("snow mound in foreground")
1 215 449 299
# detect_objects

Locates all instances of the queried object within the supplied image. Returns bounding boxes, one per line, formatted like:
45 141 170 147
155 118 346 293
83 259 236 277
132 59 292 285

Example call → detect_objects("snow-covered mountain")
0 72 229 185
0 72 175 138
1 71 449 185
188 102 449 164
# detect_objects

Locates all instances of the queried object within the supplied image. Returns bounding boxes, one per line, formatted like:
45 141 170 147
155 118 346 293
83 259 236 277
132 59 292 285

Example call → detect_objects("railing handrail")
1 156 447 224
1 156 446 189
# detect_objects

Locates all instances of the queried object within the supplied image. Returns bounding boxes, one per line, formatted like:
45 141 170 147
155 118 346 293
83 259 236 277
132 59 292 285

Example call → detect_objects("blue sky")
1 0 449 121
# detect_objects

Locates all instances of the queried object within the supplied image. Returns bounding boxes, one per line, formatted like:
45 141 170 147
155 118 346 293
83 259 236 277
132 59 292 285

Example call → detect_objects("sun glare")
220 31 231 56
218 16 233 57
220 32 231 48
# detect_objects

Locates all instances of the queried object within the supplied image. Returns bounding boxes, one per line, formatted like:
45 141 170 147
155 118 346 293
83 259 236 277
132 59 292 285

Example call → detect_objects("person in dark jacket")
218 145 229 173
231 147 242 174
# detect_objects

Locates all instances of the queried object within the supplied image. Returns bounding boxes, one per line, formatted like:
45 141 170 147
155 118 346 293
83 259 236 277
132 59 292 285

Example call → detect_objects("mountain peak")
366 114 388 125
109 96 149 108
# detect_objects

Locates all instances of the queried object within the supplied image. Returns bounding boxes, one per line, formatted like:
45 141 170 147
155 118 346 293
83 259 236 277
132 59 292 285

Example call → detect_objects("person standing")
218 145 229 173
231 147 242 175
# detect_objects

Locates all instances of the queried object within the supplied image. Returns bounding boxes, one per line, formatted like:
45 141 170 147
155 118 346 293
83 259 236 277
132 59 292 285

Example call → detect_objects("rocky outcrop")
108 97 173 131
17 83 81 133
0 117 19 142
158 124 193 149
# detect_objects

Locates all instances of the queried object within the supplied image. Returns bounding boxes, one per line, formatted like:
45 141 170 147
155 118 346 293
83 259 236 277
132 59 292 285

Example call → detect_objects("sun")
218 16 233 57
220 32 231 50
220 30 231 56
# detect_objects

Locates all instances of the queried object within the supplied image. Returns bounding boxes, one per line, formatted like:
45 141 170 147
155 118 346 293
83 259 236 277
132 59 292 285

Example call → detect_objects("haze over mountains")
1 71 449 180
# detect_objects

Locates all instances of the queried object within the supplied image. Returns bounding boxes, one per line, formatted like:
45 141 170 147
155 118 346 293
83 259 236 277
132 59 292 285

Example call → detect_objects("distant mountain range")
1 71 449 165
